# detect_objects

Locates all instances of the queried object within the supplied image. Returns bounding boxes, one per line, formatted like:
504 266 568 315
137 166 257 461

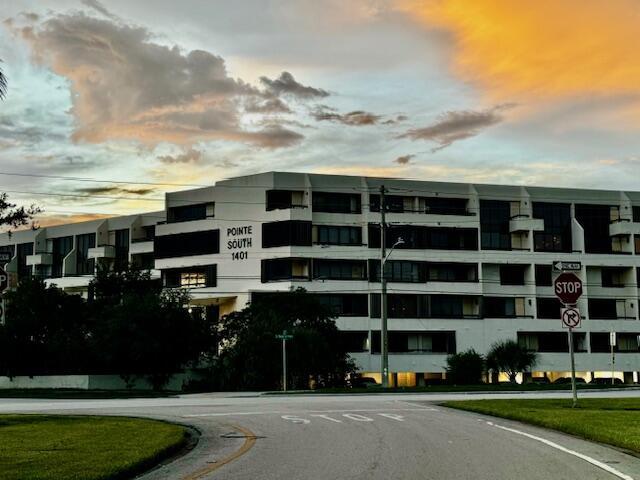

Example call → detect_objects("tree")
486 340 537 384
446 349 485 385
213 288 355 391
0 277 91 378
0 193 41 231
89 267 216 389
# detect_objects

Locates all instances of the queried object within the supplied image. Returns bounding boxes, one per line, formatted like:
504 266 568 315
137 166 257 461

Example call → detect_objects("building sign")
227 225 253 260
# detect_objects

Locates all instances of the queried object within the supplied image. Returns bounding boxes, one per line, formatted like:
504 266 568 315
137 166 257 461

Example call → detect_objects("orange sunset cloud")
398 0 640 102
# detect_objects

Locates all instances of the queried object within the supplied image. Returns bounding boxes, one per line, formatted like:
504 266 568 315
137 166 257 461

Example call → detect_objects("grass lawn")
0 415 189 480
443 398 640 454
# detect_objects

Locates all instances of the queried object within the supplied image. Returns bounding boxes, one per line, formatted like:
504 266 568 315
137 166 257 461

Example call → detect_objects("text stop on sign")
554 272 583 304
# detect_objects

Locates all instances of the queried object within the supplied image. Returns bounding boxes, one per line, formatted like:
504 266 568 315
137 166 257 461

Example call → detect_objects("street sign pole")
610 331 616 386
276 330 294 392
567 321 577 408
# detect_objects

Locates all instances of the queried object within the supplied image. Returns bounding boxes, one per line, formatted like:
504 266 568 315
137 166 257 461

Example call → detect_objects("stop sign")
0 267 7 293
554 272 583 304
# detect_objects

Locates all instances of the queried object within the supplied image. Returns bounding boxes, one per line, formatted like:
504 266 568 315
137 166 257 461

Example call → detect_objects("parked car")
553 377 586 384
590 377 623 385
529 377 550 384
349 377 380 388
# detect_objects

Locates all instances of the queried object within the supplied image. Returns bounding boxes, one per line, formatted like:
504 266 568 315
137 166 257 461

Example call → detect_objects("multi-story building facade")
2 171 640 385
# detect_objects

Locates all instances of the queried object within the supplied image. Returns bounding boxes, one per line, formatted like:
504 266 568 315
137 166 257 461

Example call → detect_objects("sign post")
610 332 617 386
554 270 583 408
275 330 294 392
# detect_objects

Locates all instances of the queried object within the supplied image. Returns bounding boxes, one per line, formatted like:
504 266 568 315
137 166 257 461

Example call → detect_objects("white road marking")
377 413 404 421
183 407 437 418
486 421 634 480
342 413 373 422
310 414 342 423
281 415 310 424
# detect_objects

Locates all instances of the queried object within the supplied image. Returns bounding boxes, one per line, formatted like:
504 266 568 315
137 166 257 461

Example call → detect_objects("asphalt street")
0 390 639 480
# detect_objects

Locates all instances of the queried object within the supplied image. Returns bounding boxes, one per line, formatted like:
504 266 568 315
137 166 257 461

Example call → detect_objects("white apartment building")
2 171 640 386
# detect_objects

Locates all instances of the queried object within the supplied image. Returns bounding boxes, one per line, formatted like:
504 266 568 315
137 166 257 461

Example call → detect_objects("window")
51 236 73 278
636 235 640 254
483 297 516 318
313 259 366 280
340 331 369 352
371 331 456 354
423 197 468 215
262 221 312 248
17 242 33 278
314 225 361 245
76 233 96 275
369 194 408 213
114 229 129 270
261 258 311 282
266 190 305 211
316 294 368 316
536 297 563 319
388 294 422 318
167 202 214 223
427 262 478 282
535 265 552 286
132 253 155 270
155 230 220 259
532 203 572 252
369 260 424 283
163 265 216 288
499 265 526 285
370 294 473 318
575 204 615 254
368 224 477 250
601 267 625 287
312 192 361 214
588 299 618 319
519 332 586 353
0 245 14 264
133 225 155 242
480 200 511 250
633 206 640 223
430 295 464 318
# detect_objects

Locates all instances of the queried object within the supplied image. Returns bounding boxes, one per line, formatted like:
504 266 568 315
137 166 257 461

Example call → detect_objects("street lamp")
381 237 404 388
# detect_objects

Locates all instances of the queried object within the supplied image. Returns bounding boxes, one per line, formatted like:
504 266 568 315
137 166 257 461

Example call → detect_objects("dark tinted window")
535 265 552 286
588 299 617 319
0 245 15 264
369 194 406 213
369 260 426 283
519 332 586 353
261 258 310 282
427 262 478 282
368 224 477 250
633 206 640 222
17 242 33 278
483 297 515 318
424 197 468 215
76 233 96 275
313 259 366 280
536 297 562 319
51 236 73 277
480 200 511 250
313 192 361 213
155 230 220 259
266 190 304 211
340 331 369 352
499 265 526 285
132 252 155 270
167 203 212 223
532 202 572 252
316 294 368 316
114 229 129 270
315 225 361 245
262 221 312 248
371 331 456 354
575 204 613 253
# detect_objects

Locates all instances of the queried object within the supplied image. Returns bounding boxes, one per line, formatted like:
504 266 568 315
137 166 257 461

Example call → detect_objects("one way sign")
553 261 581 272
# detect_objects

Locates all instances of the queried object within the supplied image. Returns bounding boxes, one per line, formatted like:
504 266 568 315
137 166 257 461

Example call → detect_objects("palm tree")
0 60 6 100
486 340 537 384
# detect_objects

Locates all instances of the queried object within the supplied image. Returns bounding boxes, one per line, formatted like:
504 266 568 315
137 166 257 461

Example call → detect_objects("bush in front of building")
445 349 485 385
486 340 538 384
211 288 356 391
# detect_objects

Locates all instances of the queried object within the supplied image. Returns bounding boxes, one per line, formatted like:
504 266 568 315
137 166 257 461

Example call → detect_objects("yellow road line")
182 424 257 480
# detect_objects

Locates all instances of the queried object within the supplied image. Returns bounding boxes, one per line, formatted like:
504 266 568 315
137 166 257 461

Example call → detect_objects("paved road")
1 391 639 480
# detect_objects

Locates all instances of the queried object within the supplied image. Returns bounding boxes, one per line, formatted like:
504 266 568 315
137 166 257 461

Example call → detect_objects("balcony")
26 253 52 266
509 215 544 233
88 245 116 260
609 219 640 237
130 240 154 255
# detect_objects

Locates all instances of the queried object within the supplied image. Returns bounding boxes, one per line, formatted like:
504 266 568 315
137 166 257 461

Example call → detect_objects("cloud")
244 97 292 114
80 0 119 21
398 104 513 151
157 148 203 164
394 154 415 164
33 212 112 228
16 12 303 148
397 0 640 103
310 106 390 126
260 71 329 99
74 186 155 196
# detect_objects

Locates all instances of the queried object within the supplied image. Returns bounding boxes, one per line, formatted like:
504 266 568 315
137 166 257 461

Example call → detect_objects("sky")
2 0 640 225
